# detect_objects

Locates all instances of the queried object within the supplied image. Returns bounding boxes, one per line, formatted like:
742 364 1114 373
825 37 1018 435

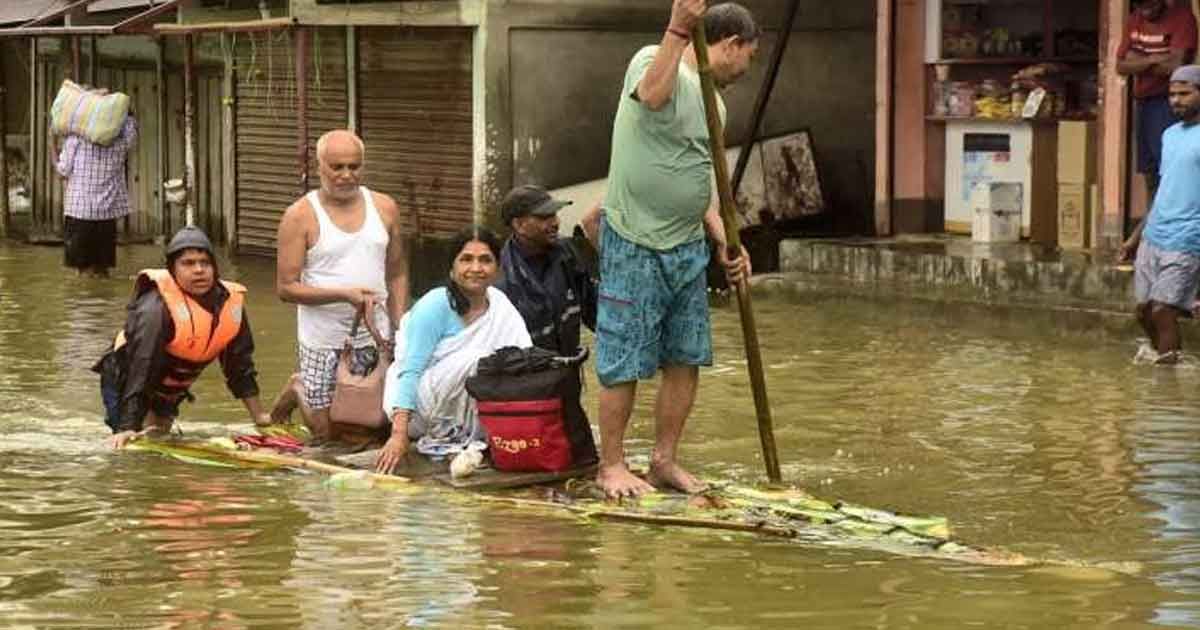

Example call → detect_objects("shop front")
877 0 1141 250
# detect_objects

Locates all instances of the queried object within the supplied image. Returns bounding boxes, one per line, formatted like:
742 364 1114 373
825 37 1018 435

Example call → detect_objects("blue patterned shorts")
594 218 712 387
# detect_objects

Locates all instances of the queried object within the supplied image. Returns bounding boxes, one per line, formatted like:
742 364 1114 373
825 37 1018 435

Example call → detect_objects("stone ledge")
777 235 1133 314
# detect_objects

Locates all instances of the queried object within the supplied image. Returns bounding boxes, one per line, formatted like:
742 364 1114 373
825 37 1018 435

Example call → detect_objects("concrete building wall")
496 1 876 233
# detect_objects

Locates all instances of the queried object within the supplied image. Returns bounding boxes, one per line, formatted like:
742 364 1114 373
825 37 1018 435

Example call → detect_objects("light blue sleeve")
385 289 462 412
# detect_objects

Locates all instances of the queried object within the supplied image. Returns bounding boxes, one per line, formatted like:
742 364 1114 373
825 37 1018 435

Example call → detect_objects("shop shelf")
930 56 1098 66
925 115 1094 123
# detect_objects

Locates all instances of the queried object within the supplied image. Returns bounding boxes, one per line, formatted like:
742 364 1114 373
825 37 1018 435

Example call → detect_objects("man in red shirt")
1117 0 1198 260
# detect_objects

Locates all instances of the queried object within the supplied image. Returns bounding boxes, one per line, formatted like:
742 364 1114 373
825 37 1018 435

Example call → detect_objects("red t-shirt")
1118 5 1199 98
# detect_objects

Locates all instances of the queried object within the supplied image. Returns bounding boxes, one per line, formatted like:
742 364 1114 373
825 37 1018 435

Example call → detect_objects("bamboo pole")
155 37 168 236
346 26 358 133
88 35 97 87
221 32 236 248
71 36 81 81
690 23 782 484
29 38 39 234
875 0 894 237
183 33 196 227
296 27 310 194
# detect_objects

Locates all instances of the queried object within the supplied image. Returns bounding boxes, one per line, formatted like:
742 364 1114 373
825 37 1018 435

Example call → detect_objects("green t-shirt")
604 46 725 251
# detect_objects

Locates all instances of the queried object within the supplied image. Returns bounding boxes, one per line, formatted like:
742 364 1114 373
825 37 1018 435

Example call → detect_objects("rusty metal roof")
0 0 71 25
0 0 180 37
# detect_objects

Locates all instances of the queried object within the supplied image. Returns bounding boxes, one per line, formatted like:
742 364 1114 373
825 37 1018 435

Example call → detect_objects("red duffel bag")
476 398 572 472
466 346 595 473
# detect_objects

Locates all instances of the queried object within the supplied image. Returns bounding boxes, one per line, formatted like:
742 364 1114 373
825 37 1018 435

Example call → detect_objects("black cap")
500 185 572 225
165 225 214 259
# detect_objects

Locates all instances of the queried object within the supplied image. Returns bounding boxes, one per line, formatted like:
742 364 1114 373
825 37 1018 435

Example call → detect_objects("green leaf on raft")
836 503 952 540
256 422 312 441
126 439 283 470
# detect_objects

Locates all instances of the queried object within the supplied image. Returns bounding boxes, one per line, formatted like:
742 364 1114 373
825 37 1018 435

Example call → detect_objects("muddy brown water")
0 240 1198 629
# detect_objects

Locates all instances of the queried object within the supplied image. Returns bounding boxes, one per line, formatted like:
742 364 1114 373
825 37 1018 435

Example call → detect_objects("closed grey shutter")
358 27 474 238
234 28 347 256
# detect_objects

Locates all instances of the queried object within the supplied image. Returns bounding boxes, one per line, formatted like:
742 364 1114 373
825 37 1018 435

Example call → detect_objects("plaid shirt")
56 117 137 221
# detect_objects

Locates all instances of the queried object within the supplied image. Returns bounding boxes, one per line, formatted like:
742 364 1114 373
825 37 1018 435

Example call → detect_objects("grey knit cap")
165 225 214 258
1170 65 1200 87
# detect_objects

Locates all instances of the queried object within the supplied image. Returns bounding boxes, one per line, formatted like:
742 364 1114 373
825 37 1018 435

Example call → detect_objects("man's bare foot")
270 374 304 423
648 459 707 494
596 463 655 500
1155 350 1181 365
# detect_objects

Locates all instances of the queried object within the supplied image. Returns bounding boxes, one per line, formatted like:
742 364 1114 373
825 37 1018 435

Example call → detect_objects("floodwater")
1 239 1199 629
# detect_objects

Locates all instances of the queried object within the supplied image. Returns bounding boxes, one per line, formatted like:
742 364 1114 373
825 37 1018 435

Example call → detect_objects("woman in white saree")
375 227 531 474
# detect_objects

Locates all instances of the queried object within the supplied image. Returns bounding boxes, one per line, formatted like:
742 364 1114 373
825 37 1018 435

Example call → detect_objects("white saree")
384 287 532 456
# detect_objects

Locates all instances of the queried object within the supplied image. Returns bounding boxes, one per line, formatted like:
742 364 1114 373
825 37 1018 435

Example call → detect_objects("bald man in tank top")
272 130 411 441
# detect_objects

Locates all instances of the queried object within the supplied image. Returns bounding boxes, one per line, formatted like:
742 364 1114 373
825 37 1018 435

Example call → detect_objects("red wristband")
667 26 691 41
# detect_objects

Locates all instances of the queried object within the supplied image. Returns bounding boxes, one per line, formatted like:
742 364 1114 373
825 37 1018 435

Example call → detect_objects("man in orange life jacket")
94 226 272 449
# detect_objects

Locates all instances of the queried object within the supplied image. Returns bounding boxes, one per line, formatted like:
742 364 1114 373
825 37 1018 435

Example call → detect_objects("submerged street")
2 241 1199 628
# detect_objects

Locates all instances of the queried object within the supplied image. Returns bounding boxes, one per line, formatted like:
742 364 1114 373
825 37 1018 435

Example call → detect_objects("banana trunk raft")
126 430 1139 575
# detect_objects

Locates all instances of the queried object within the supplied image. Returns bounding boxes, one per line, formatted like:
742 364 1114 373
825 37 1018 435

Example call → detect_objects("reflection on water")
1 240 1199 628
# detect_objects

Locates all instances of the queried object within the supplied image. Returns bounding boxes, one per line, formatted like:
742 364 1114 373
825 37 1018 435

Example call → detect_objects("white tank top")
298 187 390 349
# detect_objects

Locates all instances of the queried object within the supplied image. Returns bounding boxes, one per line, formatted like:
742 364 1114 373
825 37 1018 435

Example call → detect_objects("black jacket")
495 234 598 356
93 281 260 432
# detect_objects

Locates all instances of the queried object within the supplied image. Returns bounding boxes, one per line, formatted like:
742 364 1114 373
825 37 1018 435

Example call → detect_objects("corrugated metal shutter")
358 27 474 238
234 27 346 256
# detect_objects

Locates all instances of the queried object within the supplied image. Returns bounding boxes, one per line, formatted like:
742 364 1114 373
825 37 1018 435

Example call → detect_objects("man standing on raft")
594 0 756 498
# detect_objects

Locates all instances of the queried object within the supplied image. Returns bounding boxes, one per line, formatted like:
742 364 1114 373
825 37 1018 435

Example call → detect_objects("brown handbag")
329 298 393 428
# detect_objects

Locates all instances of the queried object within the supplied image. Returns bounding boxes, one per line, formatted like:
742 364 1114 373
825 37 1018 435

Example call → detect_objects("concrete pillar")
875 0 894 237
1099 0 1128 249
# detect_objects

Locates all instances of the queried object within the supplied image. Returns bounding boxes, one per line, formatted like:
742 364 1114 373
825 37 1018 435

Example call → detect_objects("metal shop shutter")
358 27 474 238
234 27 347 256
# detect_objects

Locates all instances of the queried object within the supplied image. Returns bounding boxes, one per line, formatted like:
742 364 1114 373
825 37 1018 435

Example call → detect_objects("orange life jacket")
113 269 247 402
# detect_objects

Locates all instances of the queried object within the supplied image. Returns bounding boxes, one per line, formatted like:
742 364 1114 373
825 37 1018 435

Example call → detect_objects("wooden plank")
208 74 222 240
33 56 42 231
154 18 293 34
874 0 893 236
295 27 308 195
88 35 96 85
167 68 185 233
439 464 598 491
346 25 356 132
183 33 195 226
121 70 138 237
194 71 207 234
38 58 48 232
1029 124 1058 245
156 36 167 236
50 62 64 234
144 69 158 236
129 69 156 237
222 31 236 248
28 38 37 235
291 0 482 27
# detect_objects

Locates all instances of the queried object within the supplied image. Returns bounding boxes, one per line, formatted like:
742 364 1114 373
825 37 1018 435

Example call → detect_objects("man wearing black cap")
494 185 599 465
93 226 272 449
